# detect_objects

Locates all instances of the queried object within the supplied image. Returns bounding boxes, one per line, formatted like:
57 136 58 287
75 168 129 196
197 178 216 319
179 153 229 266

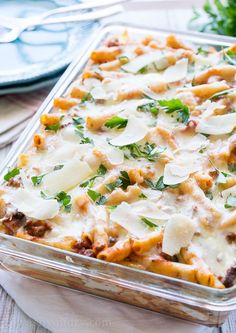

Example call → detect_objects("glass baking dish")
1 23 236 327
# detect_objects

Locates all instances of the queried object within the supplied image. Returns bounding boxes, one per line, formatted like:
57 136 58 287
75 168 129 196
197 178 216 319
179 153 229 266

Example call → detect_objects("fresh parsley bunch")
190 0 236 36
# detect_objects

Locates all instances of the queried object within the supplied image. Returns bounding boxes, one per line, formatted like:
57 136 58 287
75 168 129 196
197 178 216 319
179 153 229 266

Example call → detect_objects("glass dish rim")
1 22 236 308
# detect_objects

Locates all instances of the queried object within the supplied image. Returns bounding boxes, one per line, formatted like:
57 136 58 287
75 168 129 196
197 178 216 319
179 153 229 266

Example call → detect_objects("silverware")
0 0 127 43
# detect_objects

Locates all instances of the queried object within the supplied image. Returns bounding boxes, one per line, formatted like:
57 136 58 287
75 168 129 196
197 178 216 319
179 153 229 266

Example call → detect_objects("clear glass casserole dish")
1 23 236 327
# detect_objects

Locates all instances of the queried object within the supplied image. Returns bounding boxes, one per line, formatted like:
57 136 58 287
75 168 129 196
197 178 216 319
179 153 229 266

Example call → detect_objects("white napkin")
0 270 214 333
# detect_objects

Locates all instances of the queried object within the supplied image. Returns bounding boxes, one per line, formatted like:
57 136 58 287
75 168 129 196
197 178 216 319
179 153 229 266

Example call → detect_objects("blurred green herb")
190 0 236 37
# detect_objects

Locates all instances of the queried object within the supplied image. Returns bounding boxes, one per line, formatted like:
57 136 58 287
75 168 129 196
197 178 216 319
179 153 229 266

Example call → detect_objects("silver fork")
0 0 127 43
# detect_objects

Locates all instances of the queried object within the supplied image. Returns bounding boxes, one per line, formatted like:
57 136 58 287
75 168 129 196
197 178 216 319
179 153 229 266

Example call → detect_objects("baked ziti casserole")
1 32 236 289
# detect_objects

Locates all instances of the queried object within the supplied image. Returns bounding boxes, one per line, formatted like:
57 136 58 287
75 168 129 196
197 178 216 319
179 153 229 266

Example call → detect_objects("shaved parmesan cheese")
110 116 148 146
122 51 168 73
141 188 163 201
110 202 154 238
42 158 93 195
163 158 201 185
83 78 101 90
196 113 236 135
162 214 196 255
61 126 81 142
19 170 33 190
221 185 236 200
49 143 92 165
131 201 170 220
103 145 124 165
91 86 108 100
94 138 124 165
103 62 188 99
10 189 59 220
105 145 124 165
194 53 220 71
162 59 188 83
196 100 225 119
175 133 208 152
141 87 163 100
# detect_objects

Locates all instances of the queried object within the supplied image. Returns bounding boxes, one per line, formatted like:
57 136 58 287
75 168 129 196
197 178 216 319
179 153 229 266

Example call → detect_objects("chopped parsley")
223 49 236 65
104 116 128 129
72 117 85 126
31 174 45 186
4 167 20 181
205 190 213 200
119 55 129 64
87 189 107 205
32 165 64 186
199 146 207 154
137 102 159 116
138 65 148 74
210 88 235 100
144 176 179 191
225 194 236 209
141 217 158 229
197 47 209 56
105 179 123 192
73 116 93 144
209 159 231 184
80 164 107 188
139 192 147 199
45 123 61 132
105 170 131 192
120 142 166 162
228 163 236 173
41 190 72 212
217 171 230 184
80 92 94 104
157 99 190 124
53 164 64 171
107 205 117 210
55 191 72 212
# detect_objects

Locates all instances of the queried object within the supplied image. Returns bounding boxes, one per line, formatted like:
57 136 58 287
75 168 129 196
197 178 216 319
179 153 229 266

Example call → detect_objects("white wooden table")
0 1 236 331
